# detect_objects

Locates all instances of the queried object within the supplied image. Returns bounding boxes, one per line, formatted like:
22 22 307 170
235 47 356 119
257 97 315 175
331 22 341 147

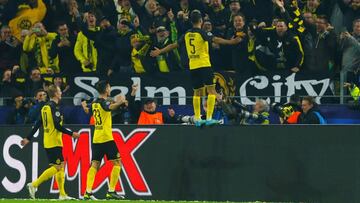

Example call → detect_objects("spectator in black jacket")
0 68 23 104
111 18 135 74
49 22 81 75
204 0 230 35
303 15 337 73
225 14 250 74
75 8 118 78
297 96 326 124
24 68 44 97
251 19 304 72
129 0 158 33
0 25 21 73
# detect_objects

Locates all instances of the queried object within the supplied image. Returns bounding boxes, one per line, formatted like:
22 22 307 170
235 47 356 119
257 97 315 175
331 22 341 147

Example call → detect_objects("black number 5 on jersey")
189 38 196 54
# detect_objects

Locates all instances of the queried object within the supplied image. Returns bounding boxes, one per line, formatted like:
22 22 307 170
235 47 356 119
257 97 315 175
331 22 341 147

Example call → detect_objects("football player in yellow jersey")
21 85 80 200
151 10 242 127
84 80 125 200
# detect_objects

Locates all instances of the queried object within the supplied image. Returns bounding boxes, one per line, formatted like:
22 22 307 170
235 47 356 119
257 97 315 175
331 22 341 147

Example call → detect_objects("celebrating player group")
21 82 125 200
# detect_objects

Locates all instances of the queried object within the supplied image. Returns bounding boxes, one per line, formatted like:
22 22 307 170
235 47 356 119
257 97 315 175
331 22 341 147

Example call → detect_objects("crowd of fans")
0 0 359 125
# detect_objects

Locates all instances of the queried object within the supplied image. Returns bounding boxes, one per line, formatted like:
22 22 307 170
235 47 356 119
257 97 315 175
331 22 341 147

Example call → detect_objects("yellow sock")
32 166 58 188
206 94 216 120
55 168 66 196
86 166 97 193
193 96 201 120
109 165 121 192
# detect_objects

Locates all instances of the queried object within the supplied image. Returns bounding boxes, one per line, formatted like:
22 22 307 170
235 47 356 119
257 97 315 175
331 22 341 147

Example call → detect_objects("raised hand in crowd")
340 31 352 39
131 83 139 97
167 9 175 22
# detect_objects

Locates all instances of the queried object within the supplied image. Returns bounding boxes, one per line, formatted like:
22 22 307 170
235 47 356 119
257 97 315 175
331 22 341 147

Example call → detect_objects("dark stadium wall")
1 125 360 202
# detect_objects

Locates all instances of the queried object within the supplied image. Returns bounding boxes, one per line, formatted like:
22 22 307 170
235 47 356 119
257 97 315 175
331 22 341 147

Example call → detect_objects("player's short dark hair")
190 10 202 24
95 80 109 94
47 85 59 98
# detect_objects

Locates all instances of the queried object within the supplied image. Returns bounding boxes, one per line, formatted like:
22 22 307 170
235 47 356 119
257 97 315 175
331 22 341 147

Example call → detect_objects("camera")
176 115 196 124
238 109 260 120
220 99 263 121
271 103 295 118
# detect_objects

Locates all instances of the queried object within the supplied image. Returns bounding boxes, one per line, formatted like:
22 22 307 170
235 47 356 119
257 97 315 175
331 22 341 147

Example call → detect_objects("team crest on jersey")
55 112 61 117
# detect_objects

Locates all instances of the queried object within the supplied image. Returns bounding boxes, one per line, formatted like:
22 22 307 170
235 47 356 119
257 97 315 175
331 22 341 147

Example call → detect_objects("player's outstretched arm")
213 36 242 45
150 43 179 57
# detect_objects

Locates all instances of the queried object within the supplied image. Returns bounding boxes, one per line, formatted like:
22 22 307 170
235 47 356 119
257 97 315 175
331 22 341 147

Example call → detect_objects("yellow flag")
9 0 47 41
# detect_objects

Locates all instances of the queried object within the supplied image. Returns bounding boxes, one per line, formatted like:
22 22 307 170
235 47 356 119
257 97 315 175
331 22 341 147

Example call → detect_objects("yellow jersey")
92 98 114 143
179 28 213 70
26 101 74 149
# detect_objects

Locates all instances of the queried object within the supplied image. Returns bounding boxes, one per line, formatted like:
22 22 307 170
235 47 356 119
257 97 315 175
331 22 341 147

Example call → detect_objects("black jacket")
49 34 81 74
77 16 118 77
297 107 323 124
252 27 304 71
303 22 338 73
111 30 135 70
225 28 251 73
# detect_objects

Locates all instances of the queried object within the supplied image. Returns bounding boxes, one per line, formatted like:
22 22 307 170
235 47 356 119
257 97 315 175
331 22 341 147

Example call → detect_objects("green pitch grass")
0 200 261 203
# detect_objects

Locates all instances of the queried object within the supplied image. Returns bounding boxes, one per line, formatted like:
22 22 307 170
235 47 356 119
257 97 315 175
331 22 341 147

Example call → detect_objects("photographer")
241 99 270 125
221 98 270 125
6 94 32 124
272 94 302 124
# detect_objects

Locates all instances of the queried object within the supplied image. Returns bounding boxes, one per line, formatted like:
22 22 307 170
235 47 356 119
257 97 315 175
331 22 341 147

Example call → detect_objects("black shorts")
45 147 64 165
92 141 120 162
190 67 215 89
